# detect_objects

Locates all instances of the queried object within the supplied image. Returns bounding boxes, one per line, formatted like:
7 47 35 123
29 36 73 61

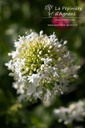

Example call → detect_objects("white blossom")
5 31 80 101
54 100 85 124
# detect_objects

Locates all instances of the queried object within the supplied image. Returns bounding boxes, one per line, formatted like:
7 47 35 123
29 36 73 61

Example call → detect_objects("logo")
45 4 54 17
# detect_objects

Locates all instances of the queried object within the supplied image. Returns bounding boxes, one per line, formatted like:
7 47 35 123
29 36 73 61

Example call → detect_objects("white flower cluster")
5 31 80 101
54 100 85 124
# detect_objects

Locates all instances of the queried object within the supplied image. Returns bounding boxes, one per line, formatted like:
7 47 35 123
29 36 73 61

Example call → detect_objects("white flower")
54 100 85 124
5 31 80 102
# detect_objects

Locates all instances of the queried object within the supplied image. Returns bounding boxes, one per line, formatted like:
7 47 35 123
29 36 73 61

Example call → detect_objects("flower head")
54 100 85 124
5 31 79 102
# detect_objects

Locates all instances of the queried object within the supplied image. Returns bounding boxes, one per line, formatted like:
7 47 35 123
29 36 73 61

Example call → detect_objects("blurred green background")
0 0 85 128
